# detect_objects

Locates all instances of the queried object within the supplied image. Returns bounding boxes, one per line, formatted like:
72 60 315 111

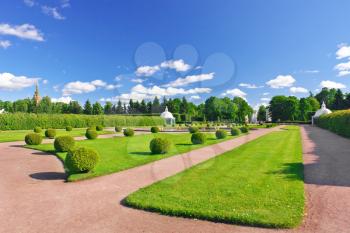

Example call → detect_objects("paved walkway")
1 126 349 233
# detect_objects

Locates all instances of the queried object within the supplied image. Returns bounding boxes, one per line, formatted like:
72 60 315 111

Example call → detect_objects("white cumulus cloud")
51 96 72 104
0 40 11 49
164 73 214 87
334 60 350 77
320 80 346 89
336 44 350 59
222 88 247 99
239 83 263 89
62 81 96 96
0 23 44 41
160 59 191 72
266 75 296 89
290 86 308 94
41 6 65 20
135 65 160 77
260 97 271 102
189 95 201 100
0 72 40 91
131 78 144 83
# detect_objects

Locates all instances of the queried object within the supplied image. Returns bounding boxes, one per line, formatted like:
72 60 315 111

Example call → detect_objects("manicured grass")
0 128 114 143
125 126 304 228
28 132 241 181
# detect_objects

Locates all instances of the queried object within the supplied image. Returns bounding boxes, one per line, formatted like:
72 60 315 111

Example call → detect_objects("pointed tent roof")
160 106 175 119
314 101 332 118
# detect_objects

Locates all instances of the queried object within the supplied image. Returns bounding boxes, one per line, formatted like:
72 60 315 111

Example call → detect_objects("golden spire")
33 83 41 106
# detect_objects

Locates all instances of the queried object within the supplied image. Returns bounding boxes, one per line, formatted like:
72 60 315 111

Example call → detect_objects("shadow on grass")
30 172 67 180
130 151 153 156
266 162 304 181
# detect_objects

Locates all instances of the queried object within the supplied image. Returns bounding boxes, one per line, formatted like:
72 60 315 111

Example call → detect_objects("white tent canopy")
160 106 175 125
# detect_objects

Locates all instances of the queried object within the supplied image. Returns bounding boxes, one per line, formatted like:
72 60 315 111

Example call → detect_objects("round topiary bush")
96 125 104 131
188 126 199 134
240 126 249 133
231 127 241 136
25 133 43 145
85 129 98 140
115 126 122 132
191 132 206 144
216 129 228 139
65 147 99 173
33 127 42 133
66 126 73 131
87 126 96 131
149 137 172 154
123 128 134 137
54 136 75 152
151 126 160 133
45 128 56 139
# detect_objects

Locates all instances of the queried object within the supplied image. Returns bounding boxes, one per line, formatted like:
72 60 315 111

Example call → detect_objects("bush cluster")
33 127 42 133
115 126 122 132
65 147 99 173
45 128 56 138
215 129 228 139
188 126 199 134
66 126 73 131
191 132 206 144
24 133 43 145
149 137 172 154
240 126 249 133
231 127 241 136
85 129 98 140
54 136 75 152
123 128 134 137
151 126 160 133
96 125 104 131
315 110 350 138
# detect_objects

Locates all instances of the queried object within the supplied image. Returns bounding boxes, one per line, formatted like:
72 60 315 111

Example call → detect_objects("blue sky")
1 0 350 109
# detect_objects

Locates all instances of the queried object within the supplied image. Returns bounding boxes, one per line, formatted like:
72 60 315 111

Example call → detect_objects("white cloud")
135 65 160 77
260 97 270 101
336 44 350 59
61 0 70 8
266 75 295 89
222 88 247 99
262 92 270 96
0 72 40 91
164 73 214 87
0 23 44 41
160 59 191 72
105 84 122 90
42 79 48 84
290 86 308 93
62 81 96 96
51 96 72 104
114 75 122 81
23 0 35 7
41 6 65 20
91 79 107 87
190 95 201 100
239 83 263 89
334 60 350 77
320 80 346 89
0 40 11 49
131 78 144 83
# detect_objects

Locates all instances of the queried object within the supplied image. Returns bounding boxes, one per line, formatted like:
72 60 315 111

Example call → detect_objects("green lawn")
28 132 241 181
0 128 114 143
125 126 304 228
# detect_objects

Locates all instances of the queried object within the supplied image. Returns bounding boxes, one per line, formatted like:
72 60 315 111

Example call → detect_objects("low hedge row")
0 113 164 130
315 110 350 138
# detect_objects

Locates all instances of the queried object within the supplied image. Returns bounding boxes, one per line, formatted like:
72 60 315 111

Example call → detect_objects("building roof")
314 101 332 118
160 106 175 119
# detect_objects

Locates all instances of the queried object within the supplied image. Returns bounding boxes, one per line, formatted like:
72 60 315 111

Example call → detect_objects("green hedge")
0 113 164 130
315 110 350 138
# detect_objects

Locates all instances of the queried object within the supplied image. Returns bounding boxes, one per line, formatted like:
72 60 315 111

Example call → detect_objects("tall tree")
69 101 83 114
115 100 123 114
257 105 267 122
332 89 345 110
92 102 103 115
299 98 312 121
83 100 93 115
104 101 113 114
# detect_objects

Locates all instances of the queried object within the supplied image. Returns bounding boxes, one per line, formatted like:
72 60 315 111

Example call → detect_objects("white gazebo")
0 109 5 114
312 101 332 125
160 106 175 125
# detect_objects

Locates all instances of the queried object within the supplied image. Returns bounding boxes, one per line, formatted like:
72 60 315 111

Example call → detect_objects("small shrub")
191 132 206 144
115 126 122 132
240 126 249 133
33 127 42 133
54 136 75 152
216 129 227 139
24 133 42 145
45 128 56 139
96 125 104 131
85 129 98 140
65 147 99 173
149 137 172 154
231 127 241 136
151 126 160 133
87 126 96 131
123 128 134 137
66 126 73 131
188 126 199 134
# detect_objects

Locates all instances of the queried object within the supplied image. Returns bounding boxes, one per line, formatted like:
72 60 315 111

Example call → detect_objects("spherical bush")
45 128 56 139
25 133 43 145
33 127 42 133
151 126 160 133
96 125 104 131
231 127 241 136
240 126 249 133
191 132 206 144
123 128 134 137
188 126 199 134
85 129 98 140
65 147 99 173
115 126 122 132
87 126 96 131
149 137 171 154
216 129 227 139
66 126 73 131
54 136 75 152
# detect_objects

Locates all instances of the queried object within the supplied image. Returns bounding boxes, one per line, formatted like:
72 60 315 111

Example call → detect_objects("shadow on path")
29 172 67 180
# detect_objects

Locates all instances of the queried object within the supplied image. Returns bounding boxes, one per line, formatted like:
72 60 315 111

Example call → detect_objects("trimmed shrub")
87 126 96 131
149 138 172 154
151 126 160 133
85 129 98 140
96 125 104 131
191 132 206 144
65 147 99 173
66 126 73 131
315 110 350 138
54 136 75 152
123 128 134 137
216 129 227 139
33 127 42 133
115 126 122 132
240 126 249 133
188 126 199 134
231 127 241 136
45 128 56 139
24 133 43 145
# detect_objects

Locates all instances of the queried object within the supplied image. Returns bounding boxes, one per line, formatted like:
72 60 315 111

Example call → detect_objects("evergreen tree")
257 105 267 122
83 100 93 115
104 101 113 114
92 102 103 115
116 100 123 114
332 89 345 110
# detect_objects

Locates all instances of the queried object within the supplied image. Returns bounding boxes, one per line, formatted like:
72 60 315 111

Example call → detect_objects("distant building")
312 101 332 125
33 84 41 106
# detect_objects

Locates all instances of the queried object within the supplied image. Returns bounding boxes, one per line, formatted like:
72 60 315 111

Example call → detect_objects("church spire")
33 83 41 106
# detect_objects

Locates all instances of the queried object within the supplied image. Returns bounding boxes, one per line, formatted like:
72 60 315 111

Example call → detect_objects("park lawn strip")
125 126 304 228
0 128 114 143
28 132 241 182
